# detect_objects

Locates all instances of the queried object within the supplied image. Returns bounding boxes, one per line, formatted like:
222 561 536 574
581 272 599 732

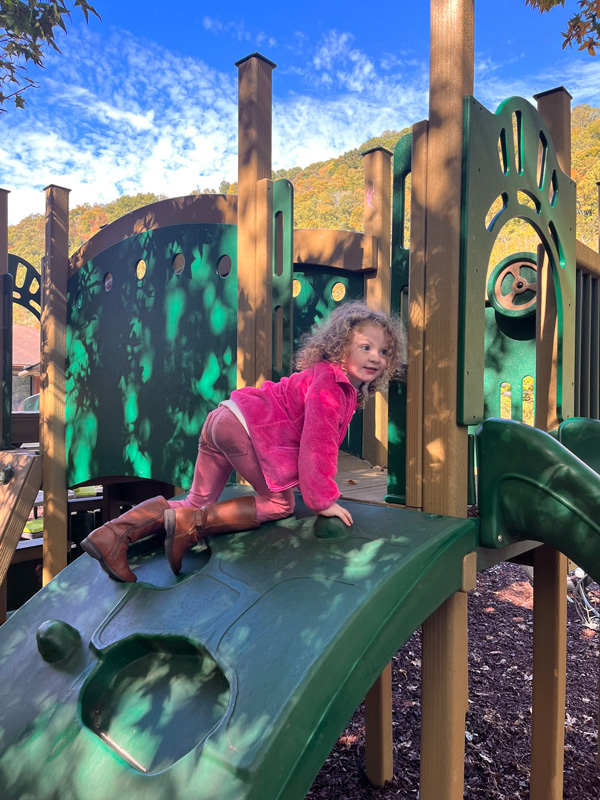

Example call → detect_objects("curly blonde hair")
295 301 406 406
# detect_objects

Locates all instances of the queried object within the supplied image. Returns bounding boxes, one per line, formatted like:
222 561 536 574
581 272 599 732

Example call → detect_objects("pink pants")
167 405 295 524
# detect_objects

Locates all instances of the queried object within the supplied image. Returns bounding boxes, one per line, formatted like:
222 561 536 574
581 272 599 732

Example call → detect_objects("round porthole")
104 273 113 292
331 282 346 302
217 255 232 278
135 259 146 280
172 253 185 275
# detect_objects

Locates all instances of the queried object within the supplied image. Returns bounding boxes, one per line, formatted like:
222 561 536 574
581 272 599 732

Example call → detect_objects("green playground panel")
292 266 365 457
476 417 600 582
558 416 600 474
459 95 576 426
386 132 411 504
8 253 41 321
271 179 294 382
480 294 536 423
0 493 477 800
65 223 238 489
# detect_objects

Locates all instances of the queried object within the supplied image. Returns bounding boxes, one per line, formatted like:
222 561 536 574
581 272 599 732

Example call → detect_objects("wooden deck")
336 451 390 505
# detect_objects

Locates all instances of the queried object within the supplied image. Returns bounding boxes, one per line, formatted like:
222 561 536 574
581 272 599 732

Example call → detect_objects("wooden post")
0 189 10 450
405 121 428 511
422 0 472 518
530 545 567 800
364 662 393 785
420 2 473 799
362 147 392 467
41 184 70 584
530 86 572 800
421 592 470 799
235 53 276 390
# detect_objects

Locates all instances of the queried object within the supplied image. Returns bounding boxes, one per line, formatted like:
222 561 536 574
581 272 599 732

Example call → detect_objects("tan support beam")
41 184 70 584
362 147 392 467
420 3 473 798
362 148 394 784
421 0 472 518
236 53 275 390
364 662 393 786
530 545 567 800
531 86 571 800
421 591 469 799
461 551 477 593
405 121 428 511
293 228 378 271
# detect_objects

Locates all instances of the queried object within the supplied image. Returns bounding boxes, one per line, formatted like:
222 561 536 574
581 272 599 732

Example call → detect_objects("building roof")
12 325 40 372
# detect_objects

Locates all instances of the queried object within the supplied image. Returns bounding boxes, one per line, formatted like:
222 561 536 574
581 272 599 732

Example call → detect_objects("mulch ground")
306 563 600 799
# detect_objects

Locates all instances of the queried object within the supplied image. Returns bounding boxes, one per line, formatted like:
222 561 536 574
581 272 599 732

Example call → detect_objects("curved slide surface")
0 492 476 800
477 417 600 584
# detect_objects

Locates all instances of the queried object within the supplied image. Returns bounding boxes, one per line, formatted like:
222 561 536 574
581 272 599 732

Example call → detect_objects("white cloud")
4 21 596 229
202 16 222 33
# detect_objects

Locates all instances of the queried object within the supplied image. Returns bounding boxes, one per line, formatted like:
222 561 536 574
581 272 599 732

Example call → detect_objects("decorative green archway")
459 95 576 425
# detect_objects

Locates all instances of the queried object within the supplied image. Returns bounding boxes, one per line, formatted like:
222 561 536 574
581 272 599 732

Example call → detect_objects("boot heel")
164 509 177 572
81 537 126 582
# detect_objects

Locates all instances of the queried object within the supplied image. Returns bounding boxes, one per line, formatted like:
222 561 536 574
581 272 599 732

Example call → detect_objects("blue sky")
2 0 599 225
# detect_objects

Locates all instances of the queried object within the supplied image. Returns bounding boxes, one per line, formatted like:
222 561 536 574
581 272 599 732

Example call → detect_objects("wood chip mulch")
306 563 600 799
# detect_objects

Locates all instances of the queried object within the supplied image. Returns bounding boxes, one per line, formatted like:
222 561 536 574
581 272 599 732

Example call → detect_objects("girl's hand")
317 502 353 526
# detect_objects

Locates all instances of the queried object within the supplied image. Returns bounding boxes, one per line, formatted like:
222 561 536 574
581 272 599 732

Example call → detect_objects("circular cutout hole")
331 282 346 302
104 273 113 292
172 253 185 275
292 279 301 298
135 259 146 280
80 636 231 774
217 255 232 278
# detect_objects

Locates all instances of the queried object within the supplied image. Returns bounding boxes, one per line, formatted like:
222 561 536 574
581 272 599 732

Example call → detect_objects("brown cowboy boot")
81 496 169 582
164 496 258 575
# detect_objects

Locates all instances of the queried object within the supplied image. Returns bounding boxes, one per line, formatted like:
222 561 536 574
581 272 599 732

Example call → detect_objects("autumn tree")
526 0 600 54
0 0 100 111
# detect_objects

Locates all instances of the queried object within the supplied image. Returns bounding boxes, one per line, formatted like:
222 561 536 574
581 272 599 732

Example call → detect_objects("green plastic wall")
66 223 238 489
386 133 411 503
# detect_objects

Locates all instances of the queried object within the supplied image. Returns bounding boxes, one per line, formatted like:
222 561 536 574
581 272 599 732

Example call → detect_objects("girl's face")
342 323 390 389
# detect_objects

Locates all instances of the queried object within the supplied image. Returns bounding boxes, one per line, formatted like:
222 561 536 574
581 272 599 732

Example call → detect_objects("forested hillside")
8 105 600 327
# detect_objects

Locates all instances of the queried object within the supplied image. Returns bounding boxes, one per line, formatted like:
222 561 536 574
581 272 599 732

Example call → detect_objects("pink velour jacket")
230 362 358 512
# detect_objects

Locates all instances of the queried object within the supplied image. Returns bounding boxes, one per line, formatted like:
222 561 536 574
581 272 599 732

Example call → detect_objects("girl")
81 301 405 582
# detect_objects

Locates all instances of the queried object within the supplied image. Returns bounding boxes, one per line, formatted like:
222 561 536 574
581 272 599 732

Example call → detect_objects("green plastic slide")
477 417 600 584
0 493 476 800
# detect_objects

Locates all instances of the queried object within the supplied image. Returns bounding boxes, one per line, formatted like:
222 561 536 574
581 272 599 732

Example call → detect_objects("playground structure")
1 0 600 798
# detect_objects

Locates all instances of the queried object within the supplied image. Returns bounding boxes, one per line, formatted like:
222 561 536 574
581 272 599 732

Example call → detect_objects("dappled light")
65 223 238 487
81 636 231 773
0 492 476 797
